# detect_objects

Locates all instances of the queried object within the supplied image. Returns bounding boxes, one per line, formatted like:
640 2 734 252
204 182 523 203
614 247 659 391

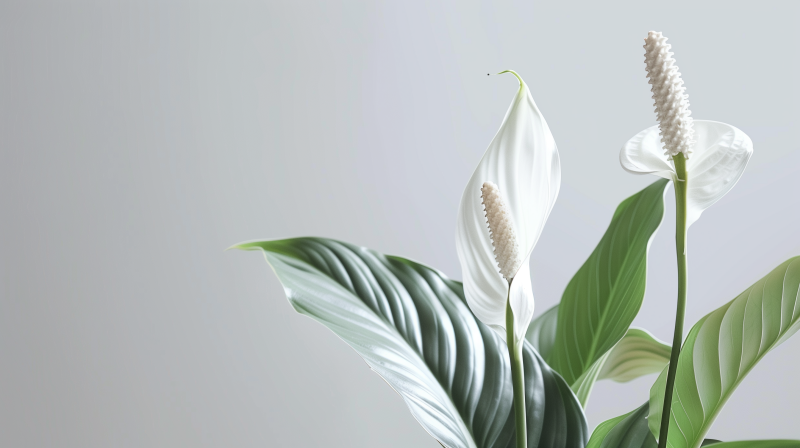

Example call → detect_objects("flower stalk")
506 293 527 448
622 32 753 443
658 153 688 448
640 31 697 447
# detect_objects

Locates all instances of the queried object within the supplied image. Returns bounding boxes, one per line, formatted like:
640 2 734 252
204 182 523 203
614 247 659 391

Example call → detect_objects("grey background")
2 1 799 447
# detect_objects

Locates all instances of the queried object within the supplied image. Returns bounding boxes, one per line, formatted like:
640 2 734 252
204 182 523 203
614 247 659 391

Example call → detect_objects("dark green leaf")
235 237 588 448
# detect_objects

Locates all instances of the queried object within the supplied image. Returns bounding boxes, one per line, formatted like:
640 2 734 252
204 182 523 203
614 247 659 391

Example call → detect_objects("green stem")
506 289 527 448
658 154 688 448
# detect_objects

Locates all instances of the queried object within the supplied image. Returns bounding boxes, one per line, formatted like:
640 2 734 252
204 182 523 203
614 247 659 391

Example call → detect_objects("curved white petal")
619 125 676 181
455 71 560 340
621 120 753 228
684 121 753 227
509 260 535 342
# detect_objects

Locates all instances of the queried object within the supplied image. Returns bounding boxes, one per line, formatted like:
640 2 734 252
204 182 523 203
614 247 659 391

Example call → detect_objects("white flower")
620 32 753 228
456 71 560 342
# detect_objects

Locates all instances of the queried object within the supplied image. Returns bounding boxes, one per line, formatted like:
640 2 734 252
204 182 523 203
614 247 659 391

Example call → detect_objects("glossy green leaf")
235 237 588 448
548 179 669 385
649 257 800 448
586 402 794 448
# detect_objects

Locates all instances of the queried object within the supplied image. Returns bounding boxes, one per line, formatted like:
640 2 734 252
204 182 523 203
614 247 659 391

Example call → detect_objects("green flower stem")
506 289 527 448
658 153 688 448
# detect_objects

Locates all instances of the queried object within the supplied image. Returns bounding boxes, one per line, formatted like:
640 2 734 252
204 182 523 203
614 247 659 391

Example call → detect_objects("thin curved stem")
658 154 688 448
506 289 527 448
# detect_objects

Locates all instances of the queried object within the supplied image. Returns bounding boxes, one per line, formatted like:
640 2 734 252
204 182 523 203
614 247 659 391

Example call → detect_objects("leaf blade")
237 237 588 448
548 179 669 386
648 257 800 448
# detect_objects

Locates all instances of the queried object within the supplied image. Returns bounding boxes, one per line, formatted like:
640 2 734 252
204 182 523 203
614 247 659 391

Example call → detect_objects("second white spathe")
620 120 753 228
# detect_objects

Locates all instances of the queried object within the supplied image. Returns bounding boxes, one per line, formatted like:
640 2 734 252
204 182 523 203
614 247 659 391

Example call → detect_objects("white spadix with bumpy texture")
644 31 695 158
456 71 560 342
481 182 523 282
621 32 753 228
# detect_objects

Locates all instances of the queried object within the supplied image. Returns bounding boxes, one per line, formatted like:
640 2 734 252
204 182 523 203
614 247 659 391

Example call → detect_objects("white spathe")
621 120 753 227
456 71 560 343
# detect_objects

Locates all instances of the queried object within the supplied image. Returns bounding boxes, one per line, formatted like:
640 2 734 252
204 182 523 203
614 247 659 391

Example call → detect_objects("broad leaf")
548 179 669 385
649 257 800 448
585 402 793 448
235 237 588 448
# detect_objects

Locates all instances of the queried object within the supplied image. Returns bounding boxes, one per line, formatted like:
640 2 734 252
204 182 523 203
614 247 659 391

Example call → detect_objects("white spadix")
481 182 523 282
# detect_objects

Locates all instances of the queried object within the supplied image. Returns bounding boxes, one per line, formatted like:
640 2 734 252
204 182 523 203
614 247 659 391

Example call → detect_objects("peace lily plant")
234 32 799 448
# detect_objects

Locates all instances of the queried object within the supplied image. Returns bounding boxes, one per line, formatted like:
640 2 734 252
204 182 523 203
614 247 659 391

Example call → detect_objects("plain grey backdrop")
2 1 799 447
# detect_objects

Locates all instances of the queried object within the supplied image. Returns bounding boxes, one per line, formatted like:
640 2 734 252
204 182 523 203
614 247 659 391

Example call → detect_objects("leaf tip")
227 240 264 252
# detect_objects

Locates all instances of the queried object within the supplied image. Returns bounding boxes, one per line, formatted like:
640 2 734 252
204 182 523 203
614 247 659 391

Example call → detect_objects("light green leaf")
648 257 800 448
235 237 588 448
598 328 671 383
548 179 669 385
569 328 671 406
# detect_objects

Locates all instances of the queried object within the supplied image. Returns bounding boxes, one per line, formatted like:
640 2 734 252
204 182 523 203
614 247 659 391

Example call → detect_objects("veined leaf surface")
570 328 670 406
597 328 670 383
235 237 587 448
585 402 796 448
586 403 655 448
648 257 800 448
547 180 669 387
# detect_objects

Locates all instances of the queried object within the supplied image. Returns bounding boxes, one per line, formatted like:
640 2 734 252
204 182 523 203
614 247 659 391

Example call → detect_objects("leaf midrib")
583 195 649 371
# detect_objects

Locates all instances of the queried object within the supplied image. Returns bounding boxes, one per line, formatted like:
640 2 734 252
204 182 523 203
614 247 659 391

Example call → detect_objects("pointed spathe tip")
497 70 524 85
